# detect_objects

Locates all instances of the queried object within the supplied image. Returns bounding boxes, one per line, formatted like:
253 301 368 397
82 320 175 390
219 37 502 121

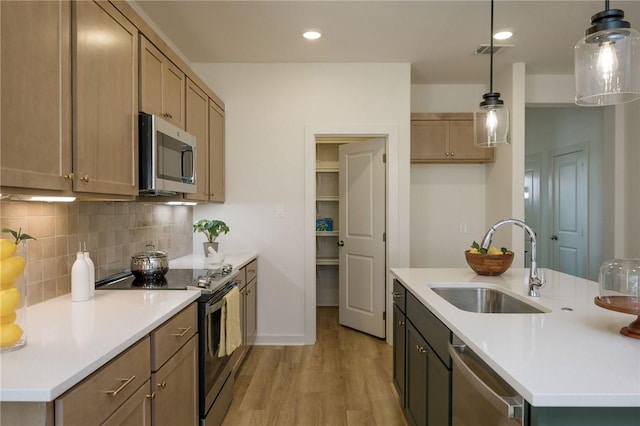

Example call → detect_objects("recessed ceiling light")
303 30 322 40
493 30 513 41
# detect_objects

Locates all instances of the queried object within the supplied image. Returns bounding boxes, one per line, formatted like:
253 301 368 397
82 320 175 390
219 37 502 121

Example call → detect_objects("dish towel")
218 286 242 357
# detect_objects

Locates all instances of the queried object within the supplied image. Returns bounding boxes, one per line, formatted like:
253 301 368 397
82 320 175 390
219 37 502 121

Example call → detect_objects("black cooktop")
96 269 207 290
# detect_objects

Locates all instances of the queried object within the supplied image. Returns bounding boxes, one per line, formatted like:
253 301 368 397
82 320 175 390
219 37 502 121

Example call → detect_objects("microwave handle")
181 145 195 184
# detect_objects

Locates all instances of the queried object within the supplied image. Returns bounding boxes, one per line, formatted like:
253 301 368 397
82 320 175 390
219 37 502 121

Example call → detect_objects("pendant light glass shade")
575 7 640 106
474 93 510 147
474 0 509 147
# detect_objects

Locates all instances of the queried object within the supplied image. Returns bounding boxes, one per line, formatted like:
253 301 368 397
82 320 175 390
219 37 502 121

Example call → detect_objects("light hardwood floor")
221 307 408 426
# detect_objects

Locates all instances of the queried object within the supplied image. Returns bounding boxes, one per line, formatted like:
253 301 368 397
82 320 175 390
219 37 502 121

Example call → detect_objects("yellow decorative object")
0 312 17 324
0 239 17 260
0 323 24 347
0 256 25 284
0 287 21 316
487 246 503 255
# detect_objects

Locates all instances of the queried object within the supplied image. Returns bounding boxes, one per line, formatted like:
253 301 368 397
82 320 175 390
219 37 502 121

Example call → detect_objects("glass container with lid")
595 259 640 339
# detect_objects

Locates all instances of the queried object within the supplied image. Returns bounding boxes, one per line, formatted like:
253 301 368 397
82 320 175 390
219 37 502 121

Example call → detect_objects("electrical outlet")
275 204 285 218
459 223 468 234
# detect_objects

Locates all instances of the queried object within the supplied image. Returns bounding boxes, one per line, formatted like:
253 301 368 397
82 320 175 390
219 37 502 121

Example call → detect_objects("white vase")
203 242 219 256
71 252 90 302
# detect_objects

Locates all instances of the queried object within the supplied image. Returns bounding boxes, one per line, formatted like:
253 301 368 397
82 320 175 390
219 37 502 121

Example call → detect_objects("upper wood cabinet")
411 113 494 163
208 100 226 202
184 79 210 202
139 36 185 129
0 0 73 193
73 0 139 196
184 79 226 203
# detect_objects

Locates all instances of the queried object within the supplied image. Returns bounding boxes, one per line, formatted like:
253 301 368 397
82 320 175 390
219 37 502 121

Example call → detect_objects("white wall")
192 63 411 345
410 84 488 267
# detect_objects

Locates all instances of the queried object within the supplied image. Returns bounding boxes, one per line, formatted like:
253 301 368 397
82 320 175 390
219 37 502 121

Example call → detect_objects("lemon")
0 280 15 291
0 312 16 325
0 256 25 285
0 287 21 316
0 239 16 261
487 246 503 255
469 248 480 254
0 323 23 347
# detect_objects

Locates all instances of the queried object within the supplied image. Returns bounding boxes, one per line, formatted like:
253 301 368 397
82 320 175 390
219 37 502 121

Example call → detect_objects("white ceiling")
133 0 640 84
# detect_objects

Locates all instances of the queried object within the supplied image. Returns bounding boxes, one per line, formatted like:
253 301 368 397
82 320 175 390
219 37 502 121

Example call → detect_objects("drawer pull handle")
80 175 90 183
104 375 136 396
64 172 74 180
391 291 402 298
146 392 156 399
416 345 427 354
398 320 405 326
248 268 256 274
158 381 167 389
170 326 192 337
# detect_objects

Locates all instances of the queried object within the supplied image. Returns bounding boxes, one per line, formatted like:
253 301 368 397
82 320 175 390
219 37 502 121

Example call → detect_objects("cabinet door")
139 36 185 129
448 120 494 161
393 304 406 404
245 278 257 347
406 322 428 426
73 0 138 196
102 381 152 426
184 78 210 202
411 121 448 161
1 0 72 192
208 101 225 202
152 336 198 426
428 352 450 426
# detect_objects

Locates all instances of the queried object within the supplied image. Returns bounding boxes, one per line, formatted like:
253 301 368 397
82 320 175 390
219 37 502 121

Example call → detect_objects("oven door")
199 294 233 417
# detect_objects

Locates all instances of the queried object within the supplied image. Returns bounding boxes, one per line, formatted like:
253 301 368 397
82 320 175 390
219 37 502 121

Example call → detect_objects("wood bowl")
464 250 514 276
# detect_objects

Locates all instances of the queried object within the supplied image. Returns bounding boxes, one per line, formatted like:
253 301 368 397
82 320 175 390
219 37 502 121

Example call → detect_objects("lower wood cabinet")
54 337 151 425
54 304 198 426
151 337 197 426
230 259 258 374
393 280 452 426
102 380 152 426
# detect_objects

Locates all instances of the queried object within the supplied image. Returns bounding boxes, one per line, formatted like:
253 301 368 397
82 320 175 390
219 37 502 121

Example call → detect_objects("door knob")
551 235 558 240
337 240 344 247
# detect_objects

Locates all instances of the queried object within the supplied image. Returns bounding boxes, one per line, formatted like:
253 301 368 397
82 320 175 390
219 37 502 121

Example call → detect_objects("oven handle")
205 282 238 315
448 342 523 420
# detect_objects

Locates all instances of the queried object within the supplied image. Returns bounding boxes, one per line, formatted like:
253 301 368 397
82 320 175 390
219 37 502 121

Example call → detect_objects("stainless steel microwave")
139 113 196 195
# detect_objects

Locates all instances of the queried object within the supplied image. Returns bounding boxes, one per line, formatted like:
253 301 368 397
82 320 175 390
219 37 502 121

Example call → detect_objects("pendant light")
474 0 510 148
575 1 640 106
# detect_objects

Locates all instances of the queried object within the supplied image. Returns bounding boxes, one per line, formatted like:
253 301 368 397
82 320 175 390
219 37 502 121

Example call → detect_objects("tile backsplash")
0 201 193 305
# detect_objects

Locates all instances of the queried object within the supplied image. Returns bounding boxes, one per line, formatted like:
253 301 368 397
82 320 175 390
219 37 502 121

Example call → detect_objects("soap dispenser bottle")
71 251 90 302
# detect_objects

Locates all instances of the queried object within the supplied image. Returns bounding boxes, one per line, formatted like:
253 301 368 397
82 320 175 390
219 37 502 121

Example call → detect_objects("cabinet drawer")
236 267 247 289
152 304 197 371
406 292 452 368
55 336 151 425
392 279 406 313
245 259 257 283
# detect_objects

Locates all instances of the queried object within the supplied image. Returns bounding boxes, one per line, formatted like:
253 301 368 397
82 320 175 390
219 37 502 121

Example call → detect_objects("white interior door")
552 148 588 278
338 138 386 338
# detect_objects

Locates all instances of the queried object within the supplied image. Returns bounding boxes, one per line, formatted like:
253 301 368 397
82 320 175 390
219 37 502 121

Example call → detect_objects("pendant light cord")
489 0 494 93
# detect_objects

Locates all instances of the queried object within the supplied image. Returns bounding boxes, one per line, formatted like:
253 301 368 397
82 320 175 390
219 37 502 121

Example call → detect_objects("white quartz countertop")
170 252 257 271
390 267 640 407
0 252 258 402
0 289 200 402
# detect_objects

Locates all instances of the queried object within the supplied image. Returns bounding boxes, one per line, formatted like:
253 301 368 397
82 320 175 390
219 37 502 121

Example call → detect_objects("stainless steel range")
97 266 240 426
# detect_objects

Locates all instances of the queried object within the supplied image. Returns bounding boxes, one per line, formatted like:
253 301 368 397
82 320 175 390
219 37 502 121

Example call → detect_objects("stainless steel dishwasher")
449 338 524 426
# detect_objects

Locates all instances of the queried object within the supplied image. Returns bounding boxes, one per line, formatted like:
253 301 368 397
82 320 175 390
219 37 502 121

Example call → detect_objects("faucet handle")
537 269 547 288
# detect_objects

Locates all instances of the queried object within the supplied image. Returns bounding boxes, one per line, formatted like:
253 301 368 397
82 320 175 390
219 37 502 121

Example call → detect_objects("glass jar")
596 259 640 338
0 241 27 352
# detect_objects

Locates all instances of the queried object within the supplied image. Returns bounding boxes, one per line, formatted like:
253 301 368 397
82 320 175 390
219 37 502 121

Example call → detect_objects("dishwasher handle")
448 342 523 420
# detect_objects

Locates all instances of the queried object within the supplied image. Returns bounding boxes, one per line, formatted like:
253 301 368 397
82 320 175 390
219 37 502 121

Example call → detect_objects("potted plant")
193 219 230 255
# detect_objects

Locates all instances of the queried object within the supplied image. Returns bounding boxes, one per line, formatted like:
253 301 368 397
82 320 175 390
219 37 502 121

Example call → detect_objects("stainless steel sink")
431 287 545 314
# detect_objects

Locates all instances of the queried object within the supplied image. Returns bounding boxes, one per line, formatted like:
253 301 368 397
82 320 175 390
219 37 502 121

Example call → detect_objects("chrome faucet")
481 218 545 297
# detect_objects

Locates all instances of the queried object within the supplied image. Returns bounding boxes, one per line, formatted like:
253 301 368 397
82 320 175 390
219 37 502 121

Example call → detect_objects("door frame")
305 124 404 345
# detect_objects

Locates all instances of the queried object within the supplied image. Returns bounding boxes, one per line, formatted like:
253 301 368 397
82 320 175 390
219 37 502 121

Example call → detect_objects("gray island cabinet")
391 276 640 426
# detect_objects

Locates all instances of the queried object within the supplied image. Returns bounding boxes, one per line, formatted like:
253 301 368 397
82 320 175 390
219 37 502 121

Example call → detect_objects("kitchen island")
391 267 640 425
